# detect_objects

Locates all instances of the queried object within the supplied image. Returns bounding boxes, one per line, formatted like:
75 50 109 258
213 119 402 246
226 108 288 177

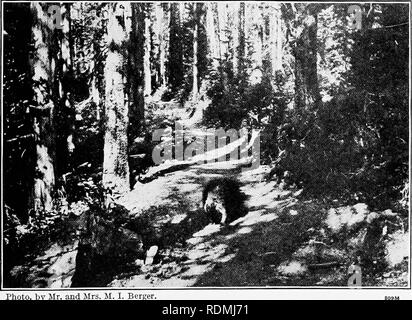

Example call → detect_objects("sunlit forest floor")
7 160 408 288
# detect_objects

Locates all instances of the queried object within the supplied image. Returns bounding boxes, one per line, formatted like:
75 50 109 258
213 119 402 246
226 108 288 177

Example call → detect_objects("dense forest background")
2 2 410 287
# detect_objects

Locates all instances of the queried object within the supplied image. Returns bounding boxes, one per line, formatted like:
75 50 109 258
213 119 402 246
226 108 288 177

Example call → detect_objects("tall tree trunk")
90 5 101 120
90 59 100 119
169 3 183 91
294 4 320 109
237 3 246 75
103 3 131 196
217 3 229 59
143 5 151 97
56 3 75 175
129 3 145 136
245 3 264 84
253 6 264 70
270 3 283 73
205 3 219 71
192 4 199 98
216 3 229 90
154 3 169 87
232 2 240 76
30 3 56 212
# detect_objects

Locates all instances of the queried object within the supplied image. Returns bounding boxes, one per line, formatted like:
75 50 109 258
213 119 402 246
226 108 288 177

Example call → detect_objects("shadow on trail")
71 194 212 287
108 193 328 287
193 209 324 286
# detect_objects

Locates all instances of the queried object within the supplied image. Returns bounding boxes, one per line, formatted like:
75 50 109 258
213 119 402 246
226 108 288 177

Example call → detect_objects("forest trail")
128 96 308 286
7 152 408 288
7 97 408 288
8 150 408 288
105 158 408 287
110 162 310 287
9 160 305 288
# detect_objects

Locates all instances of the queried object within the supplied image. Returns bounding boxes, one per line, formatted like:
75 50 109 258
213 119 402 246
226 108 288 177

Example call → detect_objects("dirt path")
8 160 407 288
110 162 306 287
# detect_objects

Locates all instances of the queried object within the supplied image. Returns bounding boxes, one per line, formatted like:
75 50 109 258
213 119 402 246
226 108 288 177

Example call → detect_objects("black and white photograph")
1 0 410 299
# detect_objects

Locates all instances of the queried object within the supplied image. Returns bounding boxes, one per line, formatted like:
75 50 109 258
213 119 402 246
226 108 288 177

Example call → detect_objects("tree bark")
232 3 240 76
249 4 264 70
192 4 199 98
56 3 75 175
270 3 283 73
238 3 246 75
217 3 229 60
205 3 219 71
169 3 183 91
216 3 229 90
129 3 145 136
143 5 151 97
244 3 264 84
103 3 131 196
293 4 321 109
30 3 56 212
154 3 169 87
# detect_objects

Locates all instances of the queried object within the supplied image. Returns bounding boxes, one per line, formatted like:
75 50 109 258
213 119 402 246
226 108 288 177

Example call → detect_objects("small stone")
290 210 298 216
134 259 144 266
326 208 342 232
385 231 409 267
382 209 397 217
145 245 158 265
366 212 379 224
353 203 369 215
277 260 307 276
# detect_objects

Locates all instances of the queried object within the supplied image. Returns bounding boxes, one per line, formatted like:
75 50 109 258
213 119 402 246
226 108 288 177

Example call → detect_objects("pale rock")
325 208 342 232
366 212 379 224
382 209 397 217
289 209 299 216
277 260 307 276
145 245 159 265
352 203 369 215
385 231 409 267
